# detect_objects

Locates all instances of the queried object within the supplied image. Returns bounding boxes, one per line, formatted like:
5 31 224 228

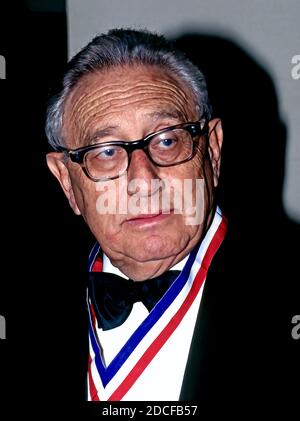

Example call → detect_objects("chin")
126 234 185 263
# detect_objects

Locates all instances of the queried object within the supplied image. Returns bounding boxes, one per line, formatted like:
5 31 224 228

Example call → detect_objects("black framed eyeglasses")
59 119 208 181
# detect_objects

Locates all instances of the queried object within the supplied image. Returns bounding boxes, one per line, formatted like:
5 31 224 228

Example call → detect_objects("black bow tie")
88 270 180 331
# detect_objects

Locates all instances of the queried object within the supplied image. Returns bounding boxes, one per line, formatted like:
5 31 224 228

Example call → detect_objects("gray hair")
45 28 211 150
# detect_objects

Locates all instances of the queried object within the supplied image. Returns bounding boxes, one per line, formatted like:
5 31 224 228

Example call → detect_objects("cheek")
162 159 212 227
162 160 204 205
189 154 205 177
69 170 95 213
187 155 214 196
71 175 125 243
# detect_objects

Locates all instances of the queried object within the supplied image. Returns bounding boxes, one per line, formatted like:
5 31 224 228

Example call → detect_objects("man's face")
47 65 223 280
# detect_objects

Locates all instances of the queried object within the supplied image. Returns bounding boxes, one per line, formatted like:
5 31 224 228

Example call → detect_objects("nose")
127 149 162 197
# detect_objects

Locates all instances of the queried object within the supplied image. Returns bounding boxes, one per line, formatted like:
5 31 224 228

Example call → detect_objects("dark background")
0 0 298 416
0 0 92 414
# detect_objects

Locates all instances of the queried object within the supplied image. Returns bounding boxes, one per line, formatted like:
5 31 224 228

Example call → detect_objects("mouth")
125 210 174 228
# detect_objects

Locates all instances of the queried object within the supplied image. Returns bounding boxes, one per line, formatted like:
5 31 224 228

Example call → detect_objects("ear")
46 152 81 215
207 118 223 187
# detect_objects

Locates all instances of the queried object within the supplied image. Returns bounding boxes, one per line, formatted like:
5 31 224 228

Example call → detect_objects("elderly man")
46 28 225 401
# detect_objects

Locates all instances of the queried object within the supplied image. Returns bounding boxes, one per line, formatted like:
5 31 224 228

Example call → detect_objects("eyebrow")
143 110 185 122
82 125 119 146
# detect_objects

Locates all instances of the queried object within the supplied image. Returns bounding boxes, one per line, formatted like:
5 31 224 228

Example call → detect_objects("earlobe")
207 118 223 187
46 152 81 215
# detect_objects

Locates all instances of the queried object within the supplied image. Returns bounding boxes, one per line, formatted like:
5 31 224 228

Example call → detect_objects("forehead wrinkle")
74 82 190 128
68 78 190 125
73 70 188 106
79 94 190 145
66 66 191 115
79 89 189 131
76 95 191 148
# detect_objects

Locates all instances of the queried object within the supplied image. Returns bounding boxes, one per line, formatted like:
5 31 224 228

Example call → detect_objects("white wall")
67 0 300 222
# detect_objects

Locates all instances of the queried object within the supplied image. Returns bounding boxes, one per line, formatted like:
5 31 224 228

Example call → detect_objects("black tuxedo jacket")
179 221 298 414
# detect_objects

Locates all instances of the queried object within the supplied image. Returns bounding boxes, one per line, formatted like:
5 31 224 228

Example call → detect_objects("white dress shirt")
93 254 204 401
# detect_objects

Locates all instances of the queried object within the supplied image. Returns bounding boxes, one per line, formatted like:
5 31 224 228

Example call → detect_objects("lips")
127 213 162 221
125 210 174 227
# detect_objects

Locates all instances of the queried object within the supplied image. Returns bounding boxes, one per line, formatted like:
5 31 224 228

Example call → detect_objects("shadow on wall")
174 34 285 223
174 32 300 331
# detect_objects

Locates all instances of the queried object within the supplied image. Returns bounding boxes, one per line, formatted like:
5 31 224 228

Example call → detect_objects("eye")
96 147 118 160
151 132 179 150
159 138 176 148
